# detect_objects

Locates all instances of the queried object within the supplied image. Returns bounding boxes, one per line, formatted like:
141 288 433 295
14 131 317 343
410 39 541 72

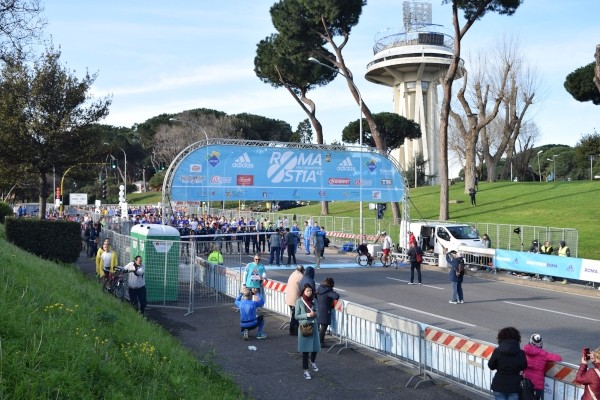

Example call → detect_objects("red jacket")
522 344 562 390
576 363 600 400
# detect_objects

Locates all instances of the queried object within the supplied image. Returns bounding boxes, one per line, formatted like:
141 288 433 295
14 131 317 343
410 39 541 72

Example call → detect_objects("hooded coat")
523 343 562 390
298 267 316 294
488 339 527 393
316 283 340 325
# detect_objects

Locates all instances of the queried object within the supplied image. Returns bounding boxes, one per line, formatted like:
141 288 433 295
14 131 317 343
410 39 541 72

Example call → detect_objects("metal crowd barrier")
101 226 586 399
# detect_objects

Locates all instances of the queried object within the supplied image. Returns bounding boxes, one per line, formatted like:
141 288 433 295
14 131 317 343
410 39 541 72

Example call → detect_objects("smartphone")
583 347 591 360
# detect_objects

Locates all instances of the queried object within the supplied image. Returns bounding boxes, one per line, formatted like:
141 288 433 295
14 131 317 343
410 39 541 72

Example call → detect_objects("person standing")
523 333 562 400
295 284 321 380
488 326 527 400
468 187 477 207
576 346 600 400
243 254 267 295
124 255 147 315
313 226 325 268
285 265 305 336
303 221 311 255
207 245 224 266
316 277 340 346
447 250 465 304
299 266 316 294
381 231 393 267
285 228 298 267
407 241 423 284
269 229 282 266
96 241 118 277
558 240 570 284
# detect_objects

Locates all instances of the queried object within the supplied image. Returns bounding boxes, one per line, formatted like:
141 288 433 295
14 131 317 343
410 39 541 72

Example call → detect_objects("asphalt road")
265 248 600 364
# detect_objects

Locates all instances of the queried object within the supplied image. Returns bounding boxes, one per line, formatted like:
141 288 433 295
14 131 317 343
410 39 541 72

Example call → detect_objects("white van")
400 221 482 256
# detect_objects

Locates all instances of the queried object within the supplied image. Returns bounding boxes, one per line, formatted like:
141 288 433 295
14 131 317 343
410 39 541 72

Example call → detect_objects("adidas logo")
232 152 254 168
337 157 355 172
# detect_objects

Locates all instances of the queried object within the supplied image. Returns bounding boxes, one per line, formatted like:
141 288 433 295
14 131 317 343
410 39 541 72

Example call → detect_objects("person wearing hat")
523 333 562 399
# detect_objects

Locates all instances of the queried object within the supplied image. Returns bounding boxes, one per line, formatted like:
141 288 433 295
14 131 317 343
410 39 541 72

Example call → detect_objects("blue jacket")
235 294 264 328
446 253 464 283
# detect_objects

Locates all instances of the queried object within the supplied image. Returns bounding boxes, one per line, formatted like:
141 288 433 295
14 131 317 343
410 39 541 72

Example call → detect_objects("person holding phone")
576 346 600 399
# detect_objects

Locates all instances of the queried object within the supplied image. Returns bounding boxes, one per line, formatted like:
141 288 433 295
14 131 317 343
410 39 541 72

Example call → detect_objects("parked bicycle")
101 266 128 301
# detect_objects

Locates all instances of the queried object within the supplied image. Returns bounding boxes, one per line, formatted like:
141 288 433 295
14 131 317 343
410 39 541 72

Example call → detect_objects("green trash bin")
130 224 180 302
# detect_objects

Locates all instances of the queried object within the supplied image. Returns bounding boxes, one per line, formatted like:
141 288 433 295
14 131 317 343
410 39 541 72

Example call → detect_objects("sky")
43 1 600 175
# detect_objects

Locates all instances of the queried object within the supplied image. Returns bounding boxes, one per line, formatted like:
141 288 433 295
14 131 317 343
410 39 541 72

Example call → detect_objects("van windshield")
447 226 479 240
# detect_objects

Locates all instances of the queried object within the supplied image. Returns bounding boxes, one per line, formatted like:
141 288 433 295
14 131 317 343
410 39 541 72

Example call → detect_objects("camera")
583 347 591 360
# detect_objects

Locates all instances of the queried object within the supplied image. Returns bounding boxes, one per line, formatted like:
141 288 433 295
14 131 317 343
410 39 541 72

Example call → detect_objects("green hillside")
127 180 600 259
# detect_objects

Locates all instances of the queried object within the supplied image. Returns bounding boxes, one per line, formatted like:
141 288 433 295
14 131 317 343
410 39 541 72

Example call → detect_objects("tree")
438 0 523 220
294 119 314 143
0 48 111 218
574 131 600 179
341 112 421 152
267 0 373 217
595 44 600 94
0 0 45 60
564 62 600 105
254 33 336 145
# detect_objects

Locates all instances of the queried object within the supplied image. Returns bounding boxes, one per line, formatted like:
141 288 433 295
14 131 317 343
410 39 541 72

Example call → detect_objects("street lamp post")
170 118 210 215
308 57 365 242
547 155 557 182
119 147 127 202
536 150 543 182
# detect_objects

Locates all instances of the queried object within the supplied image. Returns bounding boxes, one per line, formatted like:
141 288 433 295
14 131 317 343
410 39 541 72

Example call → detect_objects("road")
262 248 599 364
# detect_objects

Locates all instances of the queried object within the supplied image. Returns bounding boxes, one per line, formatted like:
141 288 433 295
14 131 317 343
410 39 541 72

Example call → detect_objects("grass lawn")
127 180 600 259
0 225 244 399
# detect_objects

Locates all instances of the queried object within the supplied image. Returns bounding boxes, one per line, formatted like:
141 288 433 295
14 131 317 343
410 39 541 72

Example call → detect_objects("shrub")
0 201 12 223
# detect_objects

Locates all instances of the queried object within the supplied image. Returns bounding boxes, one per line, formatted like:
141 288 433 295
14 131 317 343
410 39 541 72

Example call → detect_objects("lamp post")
170 118 210 215
547 155 557 182
119 147 127 202
536 150 543 183
308 57 364 242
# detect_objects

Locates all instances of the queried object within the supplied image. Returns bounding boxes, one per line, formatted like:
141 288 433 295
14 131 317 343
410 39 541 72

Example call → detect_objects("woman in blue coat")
295 283 321 380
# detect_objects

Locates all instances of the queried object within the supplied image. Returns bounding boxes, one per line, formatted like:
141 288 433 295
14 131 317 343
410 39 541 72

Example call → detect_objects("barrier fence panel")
423 326 584 399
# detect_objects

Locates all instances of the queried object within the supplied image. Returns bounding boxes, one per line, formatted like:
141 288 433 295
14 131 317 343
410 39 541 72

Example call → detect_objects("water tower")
365 1 465 184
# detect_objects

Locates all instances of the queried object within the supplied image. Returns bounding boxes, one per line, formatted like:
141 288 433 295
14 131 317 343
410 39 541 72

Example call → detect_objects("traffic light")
110 159 117 169
377 203 385 219
102 180 107 198
160 161 166 171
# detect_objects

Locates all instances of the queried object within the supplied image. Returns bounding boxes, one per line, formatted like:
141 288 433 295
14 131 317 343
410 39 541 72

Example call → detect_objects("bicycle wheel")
356 254 369 267
113 280 125 301
380 254 391 267
102 276 113 294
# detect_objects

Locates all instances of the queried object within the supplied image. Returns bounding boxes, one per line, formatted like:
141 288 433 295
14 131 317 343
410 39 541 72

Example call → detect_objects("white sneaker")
459 300 464 304
310 362 319 372
243 329 249 341
449 300 457 304
408 282 414 285
303 371 312 380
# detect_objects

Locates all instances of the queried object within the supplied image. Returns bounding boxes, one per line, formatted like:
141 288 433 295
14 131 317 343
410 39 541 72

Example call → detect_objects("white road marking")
387 302 476 327
503 301 600 322
385 277 444 290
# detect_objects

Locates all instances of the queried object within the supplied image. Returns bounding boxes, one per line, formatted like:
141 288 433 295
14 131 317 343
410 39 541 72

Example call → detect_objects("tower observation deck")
365 1 465 185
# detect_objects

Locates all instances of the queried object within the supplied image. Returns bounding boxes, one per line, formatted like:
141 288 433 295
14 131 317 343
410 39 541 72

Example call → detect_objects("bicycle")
101 266 128 301
380 252 402 268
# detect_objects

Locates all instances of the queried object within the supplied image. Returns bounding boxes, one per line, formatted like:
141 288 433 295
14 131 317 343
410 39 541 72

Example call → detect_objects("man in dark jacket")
406 242 423 284
446 251 465 304
316 277 340 345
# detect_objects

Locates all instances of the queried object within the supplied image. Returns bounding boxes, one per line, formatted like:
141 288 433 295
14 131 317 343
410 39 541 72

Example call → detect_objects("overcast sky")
43 1 600 174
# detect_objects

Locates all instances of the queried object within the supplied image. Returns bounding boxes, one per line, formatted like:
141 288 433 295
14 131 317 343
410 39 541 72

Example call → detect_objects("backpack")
415 251 423 263
456 258 465 277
